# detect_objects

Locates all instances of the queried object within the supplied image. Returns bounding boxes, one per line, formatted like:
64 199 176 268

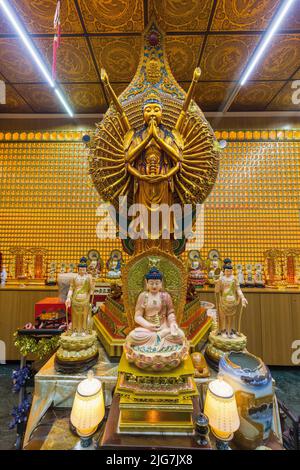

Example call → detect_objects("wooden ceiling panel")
150 0 213 32
251 34 300 80
0 38 46 83
10 0 83 34
166 36 203 82
63 84 106 113
0 84 32 113
193 81 235 111
13 84 62 112
34 37 98 82
0 2 299 114
278 1 300 31
267 82 300 110
78 0 144 33
211 0 281 31
200 34 260 80
0 10 15 34
110 82 130 97
91 36 141 82
292 69 300 79
230 81 286 111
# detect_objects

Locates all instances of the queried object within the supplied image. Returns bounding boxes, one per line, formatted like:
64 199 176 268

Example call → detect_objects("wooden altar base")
100 395 212 450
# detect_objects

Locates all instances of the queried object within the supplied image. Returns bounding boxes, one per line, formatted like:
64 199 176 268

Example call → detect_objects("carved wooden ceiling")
0 0 300 115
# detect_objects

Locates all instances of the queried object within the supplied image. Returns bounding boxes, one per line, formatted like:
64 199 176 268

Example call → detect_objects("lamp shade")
204 379 240 439
70 371 105 437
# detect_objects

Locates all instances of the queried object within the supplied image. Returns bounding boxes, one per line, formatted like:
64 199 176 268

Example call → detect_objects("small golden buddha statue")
124 267 189 371
56 257 98 372
65 257 94 335
215 264 248 338
191 352 210 378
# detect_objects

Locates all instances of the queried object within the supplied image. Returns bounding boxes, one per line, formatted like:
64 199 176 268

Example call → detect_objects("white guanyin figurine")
0 266 7 287
236 264 245 286
124 267 189 371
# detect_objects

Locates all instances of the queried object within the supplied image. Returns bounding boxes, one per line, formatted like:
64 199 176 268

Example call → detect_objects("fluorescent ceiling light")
0 0 74 116
55 88 73 117
240 0 296 86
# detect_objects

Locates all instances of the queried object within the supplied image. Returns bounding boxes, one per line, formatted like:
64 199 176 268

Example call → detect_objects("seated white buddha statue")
124 267 189 371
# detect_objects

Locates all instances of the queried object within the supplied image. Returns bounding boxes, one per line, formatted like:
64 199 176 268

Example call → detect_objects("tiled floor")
0 363 299 450
0 363 19 450
271 367 300 416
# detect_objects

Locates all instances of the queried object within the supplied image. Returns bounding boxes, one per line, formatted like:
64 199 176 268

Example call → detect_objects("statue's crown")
143 90 162 108
145 267 163 280
78 256 88 268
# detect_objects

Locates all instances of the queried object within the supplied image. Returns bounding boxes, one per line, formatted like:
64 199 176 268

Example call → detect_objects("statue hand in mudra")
170 322 179 337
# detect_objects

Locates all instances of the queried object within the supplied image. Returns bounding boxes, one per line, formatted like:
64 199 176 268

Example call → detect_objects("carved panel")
63 84 106 113
91 36 141 82
10 0 83 33
279 2 300 30
251 34 300 80
14 84 62 112
194 81 235 111
0 39 45 82
200 35 260 80
231 81 285 111
78 0 144 32
211 0 281 31
0 9 14 34
293 69 300 79
150 0 212 32
267 82 300 110
0 84 32 112
165 35 203 81
34 37 98 82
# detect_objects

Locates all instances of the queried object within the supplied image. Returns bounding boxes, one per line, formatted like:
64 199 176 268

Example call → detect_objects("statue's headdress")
143 90 162 109
223 264 233 271
223 258 232 266
145 267 163 280
78 257 88 268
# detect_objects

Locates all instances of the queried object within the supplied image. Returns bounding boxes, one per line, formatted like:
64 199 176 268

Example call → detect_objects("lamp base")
72 437 94 450
211 429 233 450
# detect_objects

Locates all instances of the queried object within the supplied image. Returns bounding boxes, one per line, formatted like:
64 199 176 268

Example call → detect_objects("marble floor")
0 363 299 450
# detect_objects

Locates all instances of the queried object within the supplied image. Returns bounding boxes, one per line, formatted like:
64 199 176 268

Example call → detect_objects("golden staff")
237 301 244 334
214 290 220 332
65 304 69 330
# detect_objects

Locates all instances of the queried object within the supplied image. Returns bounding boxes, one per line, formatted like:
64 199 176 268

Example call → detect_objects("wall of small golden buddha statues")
0 129 300 277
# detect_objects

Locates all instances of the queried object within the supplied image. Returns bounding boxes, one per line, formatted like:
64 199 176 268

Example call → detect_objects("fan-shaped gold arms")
101 68 131 133
175 67 201 133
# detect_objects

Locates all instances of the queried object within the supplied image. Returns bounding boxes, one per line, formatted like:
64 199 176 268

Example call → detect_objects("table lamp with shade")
204 378 240 450
70 370 105 449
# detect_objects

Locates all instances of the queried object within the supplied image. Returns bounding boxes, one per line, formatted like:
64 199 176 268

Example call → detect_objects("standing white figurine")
0 266 7 287
236 264 245 286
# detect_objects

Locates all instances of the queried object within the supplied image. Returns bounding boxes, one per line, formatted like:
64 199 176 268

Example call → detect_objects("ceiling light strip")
0 0 74 116
240 0 296 86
